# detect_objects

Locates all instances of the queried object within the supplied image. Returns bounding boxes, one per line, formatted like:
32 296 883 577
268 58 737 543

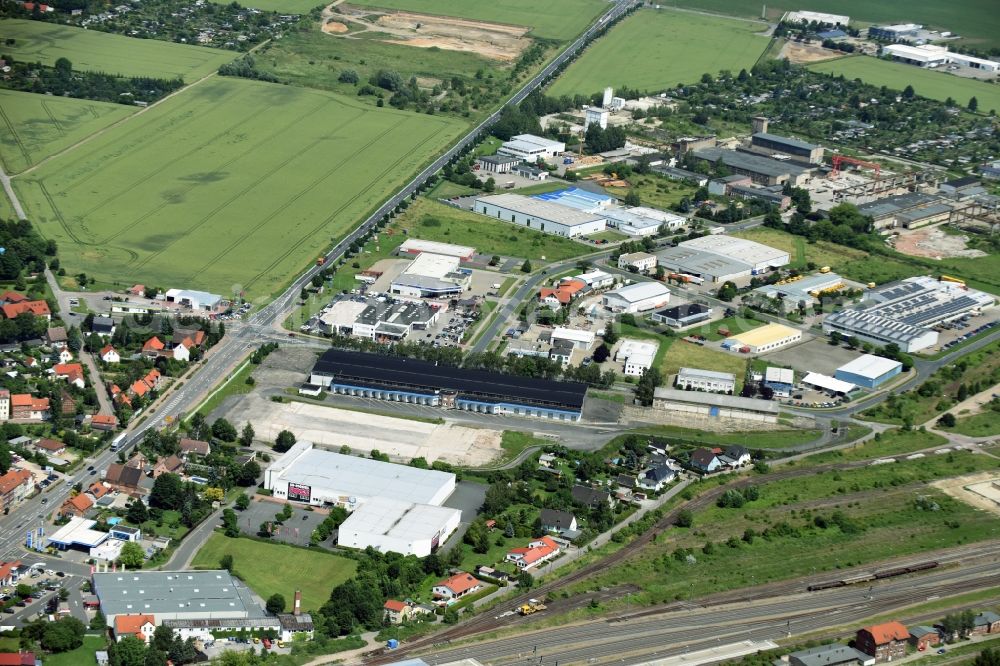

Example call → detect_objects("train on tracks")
807 561 939 591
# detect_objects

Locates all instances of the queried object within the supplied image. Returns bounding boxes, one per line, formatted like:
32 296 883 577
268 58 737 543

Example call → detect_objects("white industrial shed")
337 497 462 557
92 571 261 624
474 194 607 238
602 282 670 313
655 246 753 283
264 441 455 509
497 134 565 160
399 239 475 261
679 235 789 272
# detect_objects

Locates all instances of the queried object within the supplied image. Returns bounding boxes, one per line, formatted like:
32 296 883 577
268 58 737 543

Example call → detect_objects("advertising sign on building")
288 483 311 502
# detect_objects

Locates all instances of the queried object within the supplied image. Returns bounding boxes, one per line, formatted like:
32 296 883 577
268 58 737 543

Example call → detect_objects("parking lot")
236 497 328 546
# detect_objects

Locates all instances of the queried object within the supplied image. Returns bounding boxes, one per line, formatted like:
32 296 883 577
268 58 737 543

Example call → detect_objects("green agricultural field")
548 9 771 96
255 27 503 101
658 0 1000 51
810 56 1000 115
191 533 357 611
15 77 465 300
347 0 607 41
659 341 748 390
0 90 134 174
394 197 591 261
0 19 233 80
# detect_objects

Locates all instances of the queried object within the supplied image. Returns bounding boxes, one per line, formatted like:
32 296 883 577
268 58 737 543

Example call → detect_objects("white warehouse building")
474 193 607 238
337 497 462 558
602 282 670 313
678 235 790 273
497 134 566 161
264 441 455 509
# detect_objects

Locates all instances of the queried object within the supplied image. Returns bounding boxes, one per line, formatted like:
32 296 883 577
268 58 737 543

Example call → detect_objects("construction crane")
830 154 881 180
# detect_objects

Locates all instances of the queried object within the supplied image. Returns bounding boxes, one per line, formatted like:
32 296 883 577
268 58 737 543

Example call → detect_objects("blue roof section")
817 29 846 38
533 187 614 211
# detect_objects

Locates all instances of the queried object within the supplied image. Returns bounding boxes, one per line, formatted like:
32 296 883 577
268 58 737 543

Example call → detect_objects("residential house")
110 384 131 408
0 561 22 587
178 438 210 458
505 536 560 570
46 326 68 345
173 329 206 348
0 651 37 666
141 337 165 357
87 482 110 502
10 394 49 421
152 455 183 478
128 285 145 297
114 614 156 644
539 279 586 309
22 357 37 369
0 469 34 512
718 445 751 468
92 316 116 337
539 509 578 534
55 346 73 364
105 460 145 495
617 252 658 273
972 612 1000 636
908 626 939 651
571 485 613 508
474 566 510 582
172 339 191 362
129 369 161 399
53 362 85 388
0 292 27 304
689 448 723 473
32 438 66 456
2 300 51 321
60 492 93 518
383 600 410 625
432 572 482 601
616 474 637 491
99 345 120 364
60 389 76 419
637 465 676 492
91 414 118 431
856 622 910 663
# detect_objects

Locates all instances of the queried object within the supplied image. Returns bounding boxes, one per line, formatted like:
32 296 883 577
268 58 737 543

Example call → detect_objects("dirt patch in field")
893 226 987 259
329 4 530 61
932 472 1000 518
322 20 349 33
782 41 840 65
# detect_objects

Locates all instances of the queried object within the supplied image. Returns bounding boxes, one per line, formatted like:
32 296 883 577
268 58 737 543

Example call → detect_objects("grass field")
657 0 1000 51
732 227 868 271
548 9 771 96
347 0 608 41
803 428 947 464
810 56 1000 115
686 315 764 342
395 197 591 261
603 174 696 211
631 424 820 449
191 533 357 611
0 90 134 175
659 341 748 391
943 405 1000 437
15 77 464 300
0 19 233 81
45 635 108 666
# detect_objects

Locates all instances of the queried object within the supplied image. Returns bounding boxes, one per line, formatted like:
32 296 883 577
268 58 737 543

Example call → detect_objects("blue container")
387 639 399 649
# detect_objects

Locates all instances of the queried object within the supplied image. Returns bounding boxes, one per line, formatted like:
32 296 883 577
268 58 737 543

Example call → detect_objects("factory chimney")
293 590 302 616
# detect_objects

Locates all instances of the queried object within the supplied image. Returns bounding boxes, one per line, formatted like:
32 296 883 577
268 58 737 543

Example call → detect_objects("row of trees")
2 57 184 104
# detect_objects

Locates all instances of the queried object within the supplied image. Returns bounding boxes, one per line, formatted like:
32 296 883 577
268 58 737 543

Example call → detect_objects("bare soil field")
327 4 530 61
932 471 1000 518
231 393 505 465
782 41 841 65
893 226 988 259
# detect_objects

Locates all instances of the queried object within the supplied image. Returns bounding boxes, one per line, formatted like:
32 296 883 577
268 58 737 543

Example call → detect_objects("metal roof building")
309 348 588 420
679 235 790 271
752 273 844 306
337 496 462 557
532 187 614 211
92 570 262 623
656 246 753 283
652 388 778 423
398 239 475 261
47 517 109 550
601 282 671 313
474 194 606 238
834 354 903 389
691 147 811 186
264 441 455 508
723 323 802 353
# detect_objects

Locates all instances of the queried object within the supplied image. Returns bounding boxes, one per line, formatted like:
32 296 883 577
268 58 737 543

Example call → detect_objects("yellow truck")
518 600 547 616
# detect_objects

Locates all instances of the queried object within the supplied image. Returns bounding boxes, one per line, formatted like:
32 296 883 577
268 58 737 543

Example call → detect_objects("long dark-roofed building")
310 349 588 421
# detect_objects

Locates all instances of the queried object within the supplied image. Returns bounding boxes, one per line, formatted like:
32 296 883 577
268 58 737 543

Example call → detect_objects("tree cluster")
0 57 184 104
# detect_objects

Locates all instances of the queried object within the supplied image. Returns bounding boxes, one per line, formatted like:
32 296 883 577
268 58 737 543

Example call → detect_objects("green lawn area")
0 19 233 80
191 533 357 612
802 428 947 464
497 430 552 465
15 77 465 301
603 174 697 211
658 0 1000 51
630 424 820 449
659 341 748 391
573 450 1000 605
44 634 108 666
732 227 868 272
346 0 608 41
810 56 1000 115
428 179 477 200
0 90 134 175
394 197 590 262
942 404 1000 437
549 8 771 96
686 315 764 342
514 181 567 196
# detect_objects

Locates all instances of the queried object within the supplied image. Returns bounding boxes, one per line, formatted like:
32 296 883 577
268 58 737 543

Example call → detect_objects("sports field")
347 0 607 41
810 56 1000 115
660 0 1000 50
0 19 233 80
191 533 357 611
548 9 770 96
0 90 134 174
15 77 465 299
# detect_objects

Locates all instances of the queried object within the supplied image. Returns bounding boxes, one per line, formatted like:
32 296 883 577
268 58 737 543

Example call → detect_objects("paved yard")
764 337 862 375
236 498 328 546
